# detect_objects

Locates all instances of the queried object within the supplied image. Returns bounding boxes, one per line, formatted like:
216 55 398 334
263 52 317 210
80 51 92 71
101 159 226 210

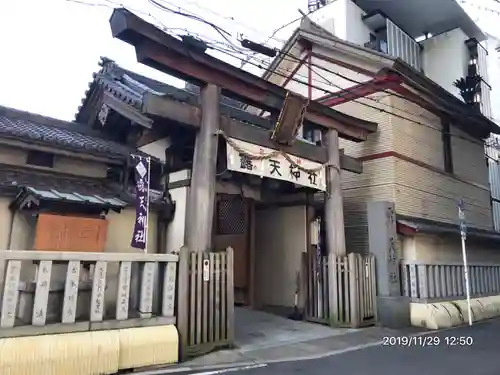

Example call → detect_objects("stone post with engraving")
367 201 410 328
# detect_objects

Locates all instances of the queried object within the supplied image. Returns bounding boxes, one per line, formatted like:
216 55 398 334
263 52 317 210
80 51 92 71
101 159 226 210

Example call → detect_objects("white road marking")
192 364 268 375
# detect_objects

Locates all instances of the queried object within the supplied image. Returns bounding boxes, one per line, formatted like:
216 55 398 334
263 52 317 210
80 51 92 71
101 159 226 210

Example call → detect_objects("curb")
129 318 497 375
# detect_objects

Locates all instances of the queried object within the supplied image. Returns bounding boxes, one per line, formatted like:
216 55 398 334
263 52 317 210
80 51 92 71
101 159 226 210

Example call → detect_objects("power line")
206 43 488 148
62 0 490 148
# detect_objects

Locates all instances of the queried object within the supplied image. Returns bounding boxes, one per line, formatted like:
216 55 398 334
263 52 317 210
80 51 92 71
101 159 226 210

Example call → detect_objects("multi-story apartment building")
264 0 500 327
308 0 493 119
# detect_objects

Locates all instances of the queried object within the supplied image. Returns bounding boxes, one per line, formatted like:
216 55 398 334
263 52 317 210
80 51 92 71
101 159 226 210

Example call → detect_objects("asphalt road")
208 319 500 375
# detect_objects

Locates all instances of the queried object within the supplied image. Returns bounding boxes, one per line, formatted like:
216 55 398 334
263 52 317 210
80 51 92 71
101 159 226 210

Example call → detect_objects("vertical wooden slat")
31 260 52 326
342 257 349 324
115 261 132 321
370 256 377 321
226 247 235 343
495 267 500 293
360 256 367 319
162 261 177 317
208 252 215 342
214 253 221 342
189 253 197 345
322 257 328 319
433 266 441 298
311 252 317 318
1 260 21 328
488 267 493 293
62 260 81 324
417 265 428 300
364 257 371 316
202 254 209 343
401 264 409 297
307 252 312 317
328 255 338 325
90 261 107 322
445 266 452 298
220 252 227 340
196 253 203 344
363 257 369 317
177 247 189 356
458 266 464 296
409 264 418 299
348 253 358 327
139 262 156 318
451 266 458 297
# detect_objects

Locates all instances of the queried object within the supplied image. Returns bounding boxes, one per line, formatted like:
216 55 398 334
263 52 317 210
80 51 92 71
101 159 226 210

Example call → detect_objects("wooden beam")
142 93 202 127
103 92 153 128
142 92 363 173
108 8 378 142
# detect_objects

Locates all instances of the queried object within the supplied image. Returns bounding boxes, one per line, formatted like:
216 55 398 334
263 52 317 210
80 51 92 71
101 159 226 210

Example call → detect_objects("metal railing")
402 261 500 302
0 251 178 337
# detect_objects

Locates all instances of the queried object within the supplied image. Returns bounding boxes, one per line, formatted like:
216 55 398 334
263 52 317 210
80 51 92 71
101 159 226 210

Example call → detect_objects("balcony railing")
386 18 422 71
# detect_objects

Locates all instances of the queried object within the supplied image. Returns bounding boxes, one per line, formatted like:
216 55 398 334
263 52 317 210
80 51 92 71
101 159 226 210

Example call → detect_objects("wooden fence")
402 261 500 302
177 247 234 359
304 252 377 328
0 251 178 337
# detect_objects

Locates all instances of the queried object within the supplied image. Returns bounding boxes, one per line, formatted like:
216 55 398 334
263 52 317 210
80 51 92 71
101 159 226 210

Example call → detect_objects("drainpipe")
307 48 313 100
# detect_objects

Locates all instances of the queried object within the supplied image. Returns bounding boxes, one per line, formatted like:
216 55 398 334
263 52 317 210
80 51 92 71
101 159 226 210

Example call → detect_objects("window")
26 150 54 168
442 121 453 173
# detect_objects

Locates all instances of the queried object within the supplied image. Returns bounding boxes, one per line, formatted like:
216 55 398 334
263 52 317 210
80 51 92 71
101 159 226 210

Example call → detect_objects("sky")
0 0 498 122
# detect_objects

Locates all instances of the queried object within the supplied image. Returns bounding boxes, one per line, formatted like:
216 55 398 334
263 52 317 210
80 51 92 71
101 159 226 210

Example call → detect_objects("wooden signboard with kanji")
34 214 108 252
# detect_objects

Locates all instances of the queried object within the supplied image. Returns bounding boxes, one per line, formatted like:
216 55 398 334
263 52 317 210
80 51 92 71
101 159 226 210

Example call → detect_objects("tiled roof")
76 57 275 131
0 167 166 206
0 105 144 160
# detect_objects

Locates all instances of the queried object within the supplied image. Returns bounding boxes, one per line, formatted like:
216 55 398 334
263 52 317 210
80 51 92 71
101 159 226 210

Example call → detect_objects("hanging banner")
130 155 151 251
226 137 326 191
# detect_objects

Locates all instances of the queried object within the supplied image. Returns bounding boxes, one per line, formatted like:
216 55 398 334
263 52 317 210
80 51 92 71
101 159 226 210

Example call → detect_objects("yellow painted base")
410 295 500 329
0 325 178 375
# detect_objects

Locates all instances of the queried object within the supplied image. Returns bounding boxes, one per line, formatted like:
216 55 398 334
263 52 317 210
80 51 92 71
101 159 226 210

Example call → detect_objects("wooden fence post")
348 253 360 328
328 254 338 325
177 246 190 359
226 247 235 345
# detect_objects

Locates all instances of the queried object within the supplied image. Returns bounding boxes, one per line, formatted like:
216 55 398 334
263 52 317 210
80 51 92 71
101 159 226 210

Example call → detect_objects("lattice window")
216 196 246 235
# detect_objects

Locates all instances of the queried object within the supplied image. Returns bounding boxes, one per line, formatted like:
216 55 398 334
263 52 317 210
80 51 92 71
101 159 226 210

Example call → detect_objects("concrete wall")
166 187 188 253
420 28 469 99
138 137 171 163
254 205 307 309
165 169 190 253
401 233 500 263
308 0 371 47
0 144 107 178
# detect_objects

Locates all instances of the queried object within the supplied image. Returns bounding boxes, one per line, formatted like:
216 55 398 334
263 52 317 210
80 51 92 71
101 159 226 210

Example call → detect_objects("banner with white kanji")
226 137 326 191
130 155 151 250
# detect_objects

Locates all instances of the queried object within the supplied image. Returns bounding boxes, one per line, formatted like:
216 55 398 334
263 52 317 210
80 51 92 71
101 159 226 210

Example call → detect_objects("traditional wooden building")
0 104 173 255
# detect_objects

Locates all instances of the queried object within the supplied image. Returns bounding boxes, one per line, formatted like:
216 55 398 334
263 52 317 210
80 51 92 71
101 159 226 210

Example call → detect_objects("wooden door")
213 194 250 305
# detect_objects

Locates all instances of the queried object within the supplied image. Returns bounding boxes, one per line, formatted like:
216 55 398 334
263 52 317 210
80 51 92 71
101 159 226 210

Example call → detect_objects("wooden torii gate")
108 8 378 357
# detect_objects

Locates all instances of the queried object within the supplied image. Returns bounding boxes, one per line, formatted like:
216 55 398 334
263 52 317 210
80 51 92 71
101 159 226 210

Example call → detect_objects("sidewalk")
170 325 425 372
